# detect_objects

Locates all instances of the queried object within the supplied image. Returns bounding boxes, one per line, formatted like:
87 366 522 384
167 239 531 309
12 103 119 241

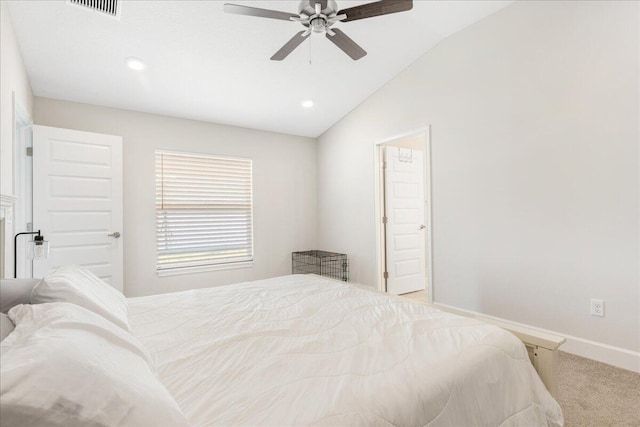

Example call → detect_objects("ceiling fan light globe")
310 17 326 32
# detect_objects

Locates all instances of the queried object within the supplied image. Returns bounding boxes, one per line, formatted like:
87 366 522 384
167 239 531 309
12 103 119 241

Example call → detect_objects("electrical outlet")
590 299 604 317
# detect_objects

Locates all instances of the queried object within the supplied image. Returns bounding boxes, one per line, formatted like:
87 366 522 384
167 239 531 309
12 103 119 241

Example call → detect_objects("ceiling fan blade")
338 0 413 22
325 29 367 60
223 3 299 21
271 31 310 61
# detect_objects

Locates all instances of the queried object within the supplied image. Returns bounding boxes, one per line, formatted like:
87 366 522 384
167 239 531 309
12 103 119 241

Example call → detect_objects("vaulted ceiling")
8 0 510 137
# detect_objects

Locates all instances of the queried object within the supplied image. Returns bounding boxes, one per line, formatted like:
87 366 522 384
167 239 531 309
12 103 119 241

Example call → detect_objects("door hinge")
26 222 33 232
382 161 387 169
382 216 388 224
383 271 389 279
26 147 33 157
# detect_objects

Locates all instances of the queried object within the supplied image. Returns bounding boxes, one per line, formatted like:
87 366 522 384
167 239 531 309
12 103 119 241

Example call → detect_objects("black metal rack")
292 250 349 282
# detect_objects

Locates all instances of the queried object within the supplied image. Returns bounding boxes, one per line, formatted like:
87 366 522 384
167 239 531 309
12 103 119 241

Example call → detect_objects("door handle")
419 225 426 230
108 232 121 238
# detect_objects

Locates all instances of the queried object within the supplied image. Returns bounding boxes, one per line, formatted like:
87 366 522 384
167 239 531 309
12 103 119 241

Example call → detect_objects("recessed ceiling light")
301 100 314 108
125 57 145 71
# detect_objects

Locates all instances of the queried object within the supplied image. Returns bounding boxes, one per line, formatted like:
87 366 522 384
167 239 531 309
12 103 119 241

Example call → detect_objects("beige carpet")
399 292 640 425
558 351 640 426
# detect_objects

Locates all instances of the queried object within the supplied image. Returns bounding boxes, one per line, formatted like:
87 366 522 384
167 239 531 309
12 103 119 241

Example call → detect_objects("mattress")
127 275 563 426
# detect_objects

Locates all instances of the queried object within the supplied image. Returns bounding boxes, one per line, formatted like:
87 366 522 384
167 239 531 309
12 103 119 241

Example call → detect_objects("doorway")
374 127 433 300
13 96 33 278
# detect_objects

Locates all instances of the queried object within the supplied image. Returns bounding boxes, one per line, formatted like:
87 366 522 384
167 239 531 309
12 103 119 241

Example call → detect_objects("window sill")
156 261 254 277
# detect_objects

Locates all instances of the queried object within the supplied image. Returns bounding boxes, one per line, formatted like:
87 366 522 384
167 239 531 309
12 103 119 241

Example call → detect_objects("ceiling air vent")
66 0 121 19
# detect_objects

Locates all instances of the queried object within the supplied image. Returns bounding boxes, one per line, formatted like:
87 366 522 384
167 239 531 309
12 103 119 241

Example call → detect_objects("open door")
383 145 426 295
32 126 124 291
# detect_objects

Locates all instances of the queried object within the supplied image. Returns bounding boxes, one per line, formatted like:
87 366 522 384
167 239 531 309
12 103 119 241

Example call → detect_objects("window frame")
154 149 254 276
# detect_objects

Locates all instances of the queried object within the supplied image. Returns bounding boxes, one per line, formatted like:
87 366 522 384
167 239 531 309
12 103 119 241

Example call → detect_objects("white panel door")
32 126 123 291
384 146 426 295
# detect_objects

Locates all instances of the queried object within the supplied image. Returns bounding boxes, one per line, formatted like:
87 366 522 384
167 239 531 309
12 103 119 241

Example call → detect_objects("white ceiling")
8 0 511 138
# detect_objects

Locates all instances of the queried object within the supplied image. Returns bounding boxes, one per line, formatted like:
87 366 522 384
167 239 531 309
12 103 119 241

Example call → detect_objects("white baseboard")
434 302 640 373
559 334 640 373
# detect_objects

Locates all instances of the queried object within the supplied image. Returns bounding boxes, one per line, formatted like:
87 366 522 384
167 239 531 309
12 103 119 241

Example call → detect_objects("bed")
1 268 563 426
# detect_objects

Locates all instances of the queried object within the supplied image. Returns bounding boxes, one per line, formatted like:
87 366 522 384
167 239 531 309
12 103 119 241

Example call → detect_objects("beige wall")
34 98 318 297
0 3 33 196
1 3 34 278
317 0 639 363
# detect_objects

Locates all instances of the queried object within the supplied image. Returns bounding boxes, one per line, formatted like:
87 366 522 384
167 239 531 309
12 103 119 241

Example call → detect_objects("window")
155 150 253 274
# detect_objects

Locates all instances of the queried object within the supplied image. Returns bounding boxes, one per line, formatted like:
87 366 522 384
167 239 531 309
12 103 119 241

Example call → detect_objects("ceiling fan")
223 0 413 61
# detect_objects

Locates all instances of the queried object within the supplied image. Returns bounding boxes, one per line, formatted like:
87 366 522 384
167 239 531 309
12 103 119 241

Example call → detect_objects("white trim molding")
373 126 434 302
12 94 34 279
435 302 640 373
0 194 17 224
0 194 17 278
559 333 640 374
157 260 254 277
0 193 17 207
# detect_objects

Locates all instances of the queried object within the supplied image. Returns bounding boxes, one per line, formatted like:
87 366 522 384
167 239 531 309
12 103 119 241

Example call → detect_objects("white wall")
34 97 317 297
0 3 34 278
0 3 33 195
317 0 639 363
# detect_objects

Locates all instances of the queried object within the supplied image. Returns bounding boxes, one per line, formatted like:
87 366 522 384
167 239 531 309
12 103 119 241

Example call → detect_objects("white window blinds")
155 151 253 272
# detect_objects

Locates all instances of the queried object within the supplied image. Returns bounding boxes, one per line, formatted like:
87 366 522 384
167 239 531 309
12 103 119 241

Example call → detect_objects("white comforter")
128 275 563 426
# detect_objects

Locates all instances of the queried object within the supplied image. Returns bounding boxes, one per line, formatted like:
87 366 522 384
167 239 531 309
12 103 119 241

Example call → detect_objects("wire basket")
292 250 349 282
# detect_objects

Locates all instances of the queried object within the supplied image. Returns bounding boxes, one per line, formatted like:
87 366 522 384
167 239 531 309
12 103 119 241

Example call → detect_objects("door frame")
373 126 433 302
12 94 33 278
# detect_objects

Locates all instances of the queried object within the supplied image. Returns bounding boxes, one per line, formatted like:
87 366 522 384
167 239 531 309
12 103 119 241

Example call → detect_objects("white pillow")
0 313 14 340
0 278 39 313
31 265 129 331
1 302 189 427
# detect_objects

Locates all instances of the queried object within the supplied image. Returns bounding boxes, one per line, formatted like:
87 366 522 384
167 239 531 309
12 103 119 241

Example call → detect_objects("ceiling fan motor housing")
298 0 338 16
